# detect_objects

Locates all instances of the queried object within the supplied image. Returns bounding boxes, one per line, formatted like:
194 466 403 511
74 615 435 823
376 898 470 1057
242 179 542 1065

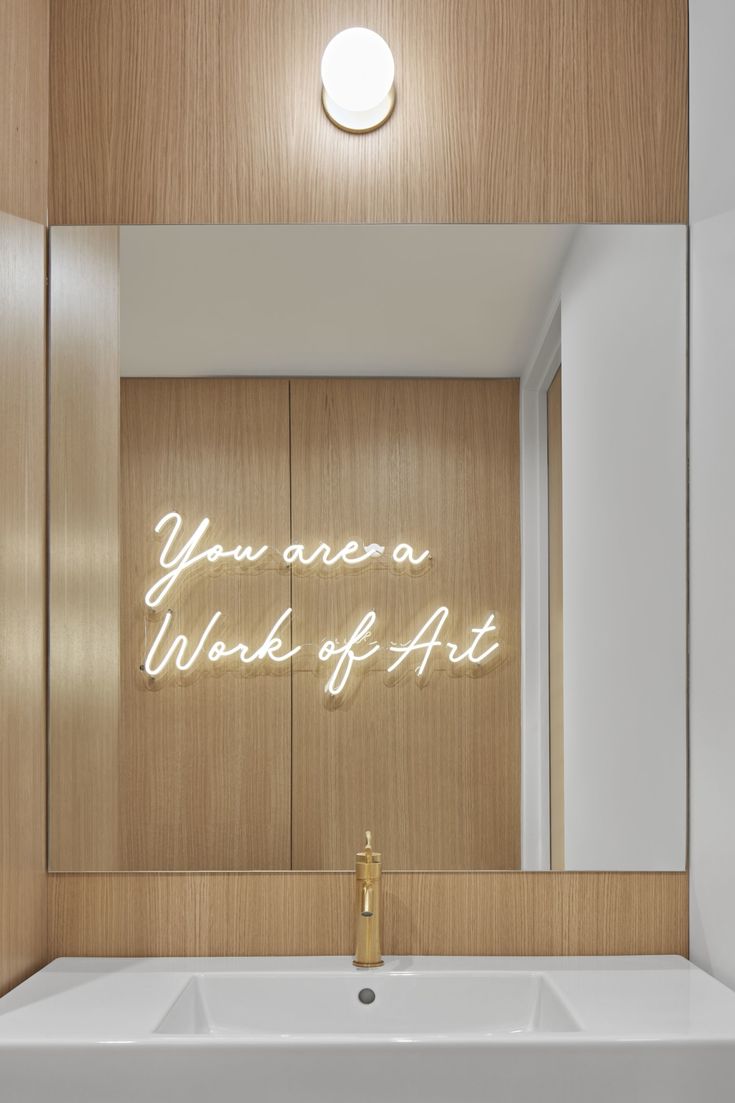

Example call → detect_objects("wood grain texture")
0 212 47 994
48 0 688 225
0 0 48 222
585 0 689 225
48 871 688 957
48 227 121 870
291 380 520 870
548 368 564 870
118 380 292 870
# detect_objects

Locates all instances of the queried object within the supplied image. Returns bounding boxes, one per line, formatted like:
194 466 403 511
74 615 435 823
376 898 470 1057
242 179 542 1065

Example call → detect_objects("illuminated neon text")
143 607 500 695
145 512 431 609
140 513 500 697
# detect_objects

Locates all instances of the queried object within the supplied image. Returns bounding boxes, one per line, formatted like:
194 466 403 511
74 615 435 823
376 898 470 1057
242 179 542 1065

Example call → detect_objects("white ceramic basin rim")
4 958 735 1103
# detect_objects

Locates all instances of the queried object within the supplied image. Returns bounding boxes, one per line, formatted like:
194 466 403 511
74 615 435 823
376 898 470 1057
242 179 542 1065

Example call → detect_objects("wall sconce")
321 28 396 133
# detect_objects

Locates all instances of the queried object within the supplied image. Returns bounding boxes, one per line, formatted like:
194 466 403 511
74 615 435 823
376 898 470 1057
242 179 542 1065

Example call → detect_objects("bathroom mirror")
47 224 687 874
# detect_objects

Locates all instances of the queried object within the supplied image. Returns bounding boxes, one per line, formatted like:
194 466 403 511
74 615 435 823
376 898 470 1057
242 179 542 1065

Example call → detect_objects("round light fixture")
321 28 396 133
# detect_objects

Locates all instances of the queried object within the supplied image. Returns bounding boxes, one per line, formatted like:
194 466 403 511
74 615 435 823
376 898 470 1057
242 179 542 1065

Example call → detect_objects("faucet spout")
361 881 374 918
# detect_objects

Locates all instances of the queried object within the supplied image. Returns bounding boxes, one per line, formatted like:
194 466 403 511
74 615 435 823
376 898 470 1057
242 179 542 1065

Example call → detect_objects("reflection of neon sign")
145 513 268 608
388 607 499 676
317 611 380 696
143 607 499 696
143 608 298 678
140 513 501 697
145 512 430 609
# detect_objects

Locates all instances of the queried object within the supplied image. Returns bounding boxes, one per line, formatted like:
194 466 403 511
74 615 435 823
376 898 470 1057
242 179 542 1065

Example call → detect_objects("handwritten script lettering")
145 512 430 610
144 607 499 696
141 512 500 697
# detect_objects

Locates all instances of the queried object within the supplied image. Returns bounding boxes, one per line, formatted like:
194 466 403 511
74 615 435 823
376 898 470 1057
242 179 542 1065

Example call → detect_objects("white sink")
155 970 580 1039
2 956 735 1102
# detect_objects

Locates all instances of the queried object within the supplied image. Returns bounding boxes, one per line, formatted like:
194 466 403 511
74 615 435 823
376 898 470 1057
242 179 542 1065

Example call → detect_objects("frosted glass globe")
321 28 396 133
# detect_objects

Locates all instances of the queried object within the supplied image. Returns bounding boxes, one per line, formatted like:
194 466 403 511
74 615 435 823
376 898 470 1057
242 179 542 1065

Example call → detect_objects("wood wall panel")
118 380 292 870
0 211 47 995
0 0 48 222
48 0 688 226
548 368 564 870
48 871 688 958
291 380 520 871
49 227 121 870
586 0 688 225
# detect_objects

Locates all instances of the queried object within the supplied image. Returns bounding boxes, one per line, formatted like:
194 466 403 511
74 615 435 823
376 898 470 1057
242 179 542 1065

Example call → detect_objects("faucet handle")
357 830 381 866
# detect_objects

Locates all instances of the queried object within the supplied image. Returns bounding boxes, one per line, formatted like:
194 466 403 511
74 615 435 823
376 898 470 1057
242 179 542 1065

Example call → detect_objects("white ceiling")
120 225 575 378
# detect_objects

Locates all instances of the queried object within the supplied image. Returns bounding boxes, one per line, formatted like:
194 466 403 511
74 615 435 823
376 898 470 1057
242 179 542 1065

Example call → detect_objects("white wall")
690 1 735 225
560 226 687 870
689 0 735 988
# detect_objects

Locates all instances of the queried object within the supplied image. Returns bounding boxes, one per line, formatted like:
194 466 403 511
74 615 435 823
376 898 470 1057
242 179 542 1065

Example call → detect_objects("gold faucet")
353 831 383 968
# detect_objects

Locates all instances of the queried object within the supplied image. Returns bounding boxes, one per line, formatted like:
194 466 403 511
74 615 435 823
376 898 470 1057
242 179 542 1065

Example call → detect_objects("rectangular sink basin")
155 971 580 1038
3 956 735 1103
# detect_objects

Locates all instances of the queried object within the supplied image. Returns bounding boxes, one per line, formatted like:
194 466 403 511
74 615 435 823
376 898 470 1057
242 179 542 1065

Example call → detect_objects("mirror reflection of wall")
48 225 687 874
120 376 521 872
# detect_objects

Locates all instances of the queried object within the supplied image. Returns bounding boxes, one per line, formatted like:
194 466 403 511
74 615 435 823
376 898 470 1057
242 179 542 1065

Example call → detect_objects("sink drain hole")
358 988 376 1005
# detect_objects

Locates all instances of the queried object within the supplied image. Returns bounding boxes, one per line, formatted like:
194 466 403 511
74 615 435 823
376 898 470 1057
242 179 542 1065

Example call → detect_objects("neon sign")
145 512 431 609
141 513 500 697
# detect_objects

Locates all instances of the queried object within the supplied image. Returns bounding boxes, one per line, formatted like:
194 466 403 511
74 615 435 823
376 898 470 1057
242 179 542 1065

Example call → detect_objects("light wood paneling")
291 380 520 870
49 227 121 870
0 0 48 222
48 871 688 957
586 0 688 225
0 211 47 994
548 368 564 869
118 380 292 870
48 0 688 226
